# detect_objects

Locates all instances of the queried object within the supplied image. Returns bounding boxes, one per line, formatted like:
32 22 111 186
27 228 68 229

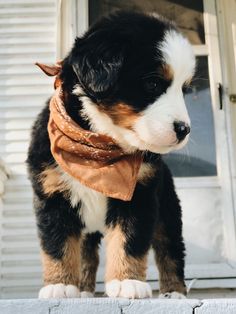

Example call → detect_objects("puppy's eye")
144 79 160 93
145 80 158 91
142 76 170 97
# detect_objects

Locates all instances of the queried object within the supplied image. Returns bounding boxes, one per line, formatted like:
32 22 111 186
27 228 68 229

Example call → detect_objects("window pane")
163 56 217 177
89 0 205 44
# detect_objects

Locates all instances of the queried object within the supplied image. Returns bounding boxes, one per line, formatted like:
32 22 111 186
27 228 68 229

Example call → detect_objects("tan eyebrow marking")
98 103 141 130
161 64 174 81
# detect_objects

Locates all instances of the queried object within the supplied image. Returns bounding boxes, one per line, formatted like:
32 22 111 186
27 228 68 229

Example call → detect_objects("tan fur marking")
98 103 141 129
161 64 174 81
42 236 81 286
138 163 155 184
79 235 100 293
39 165 67 196
105 226 147 282
153 225 186 295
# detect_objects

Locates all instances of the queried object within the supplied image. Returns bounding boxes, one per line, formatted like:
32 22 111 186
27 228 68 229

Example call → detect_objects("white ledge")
0 298 236 314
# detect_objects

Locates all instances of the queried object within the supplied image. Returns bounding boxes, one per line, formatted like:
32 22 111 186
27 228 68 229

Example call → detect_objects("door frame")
216 0 236 263
203 0 236 264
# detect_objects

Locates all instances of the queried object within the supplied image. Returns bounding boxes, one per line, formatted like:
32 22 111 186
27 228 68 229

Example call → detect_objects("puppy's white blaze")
159 30 196 83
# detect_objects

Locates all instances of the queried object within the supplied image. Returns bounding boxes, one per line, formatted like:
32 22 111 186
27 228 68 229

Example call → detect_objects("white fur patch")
73 84 85 97
38 284 80 298
159 30 195 84
106 279 152 299
60 171 107 233
138 163 154 183
159 291 186 299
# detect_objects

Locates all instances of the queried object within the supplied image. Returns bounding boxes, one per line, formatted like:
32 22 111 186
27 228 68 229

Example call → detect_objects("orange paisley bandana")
36 62 143 201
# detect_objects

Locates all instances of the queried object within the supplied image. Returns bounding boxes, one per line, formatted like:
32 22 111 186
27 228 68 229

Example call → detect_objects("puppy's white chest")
79 186 107 233
61 172 107 233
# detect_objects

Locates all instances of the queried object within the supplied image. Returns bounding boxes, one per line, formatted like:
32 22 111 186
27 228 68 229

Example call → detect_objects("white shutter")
0 0 57 298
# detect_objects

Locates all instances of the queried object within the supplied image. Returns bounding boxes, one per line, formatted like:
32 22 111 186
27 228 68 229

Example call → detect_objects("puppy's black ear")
70 36 124 97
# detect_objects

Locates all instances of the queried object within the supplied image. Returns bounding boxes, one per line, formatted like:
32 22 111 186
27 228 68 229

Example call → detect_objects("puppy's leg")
104 189 157 299
79 232 102 297
104 225 152 299
35 193 82 299
153 223 186 299
153 166 186 299
40 237 81 298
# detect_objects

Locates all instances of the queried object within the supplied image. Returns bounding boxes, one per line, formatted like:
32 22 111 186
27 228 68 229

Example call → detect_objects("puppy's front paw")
80 291 94 298
39 283 80 298
106 279 152 299
159 291 186 299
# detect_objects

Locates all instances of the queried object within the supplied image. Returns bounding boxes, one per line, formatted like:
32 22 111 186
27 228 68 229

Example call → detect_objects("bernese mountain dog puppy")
27 11 195 299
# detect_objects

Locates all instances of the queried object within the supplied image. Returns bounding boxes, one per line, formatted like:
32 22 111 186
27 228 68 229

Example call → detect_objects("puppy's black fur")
27 11 187 297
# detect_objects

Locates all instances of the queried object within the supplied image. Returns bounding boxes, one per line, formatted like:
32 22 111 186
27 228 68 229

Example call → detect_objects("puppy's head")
67 11 195 154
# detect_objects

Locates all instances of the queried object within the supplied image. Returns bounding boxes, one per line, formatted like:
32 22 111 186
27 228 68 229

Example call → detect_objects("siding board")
0 0 57 298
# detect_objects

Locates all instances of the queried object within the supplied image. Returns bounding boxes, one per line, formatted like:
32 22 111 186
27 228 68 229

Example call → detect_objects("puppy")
27 11 195 299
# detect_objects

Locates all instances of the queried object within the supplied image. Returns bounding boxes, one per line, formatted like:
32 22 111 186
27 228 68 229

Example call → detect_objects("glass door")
78 0 236 288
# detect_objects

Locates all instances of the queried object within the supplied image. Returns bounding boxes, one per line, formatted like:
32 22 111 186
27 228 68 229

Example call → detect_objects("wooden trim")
174 177 220 189
193 45 208 56
56 0 77 58
216 0 236 238
203 0 236 262
76 0 89 36
56 0 89 58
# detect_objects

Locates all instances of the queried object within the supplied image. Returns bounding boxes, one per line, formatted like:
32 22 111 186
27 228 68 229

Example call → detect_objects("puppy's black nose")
174 121 190 142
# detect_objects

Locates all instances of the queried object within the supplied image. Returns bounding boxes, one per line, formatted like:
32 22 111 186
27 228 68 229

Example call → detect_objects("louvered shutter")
0 0 57 298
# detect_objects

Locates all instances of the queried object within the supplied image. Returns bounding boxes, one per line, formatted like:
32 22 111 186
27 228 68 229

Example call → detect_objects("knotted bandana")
36 62 143 201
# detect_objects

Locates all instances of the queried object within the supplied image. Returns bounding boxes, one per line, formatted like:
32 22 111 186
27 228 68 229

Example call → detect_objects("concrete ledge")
0 298 235 314
195 299 236 313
